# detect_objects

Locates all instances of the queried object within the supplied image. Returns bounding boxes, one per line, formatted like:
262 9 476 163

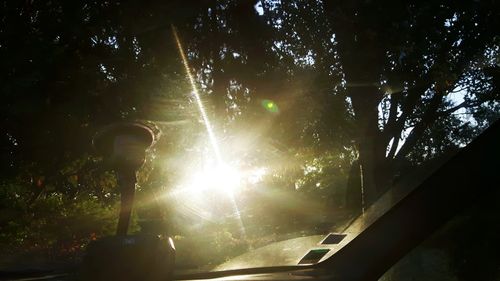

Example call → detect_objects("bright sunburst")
186 164 242 194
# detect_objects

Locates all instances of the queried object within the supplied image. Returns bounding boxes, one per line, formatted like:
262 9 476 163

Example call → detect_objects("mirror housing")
93 122 155 171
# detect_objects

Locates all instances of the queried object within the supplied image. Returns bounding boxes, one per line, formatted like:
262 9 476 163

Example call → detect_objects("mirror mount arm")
116 168 137 236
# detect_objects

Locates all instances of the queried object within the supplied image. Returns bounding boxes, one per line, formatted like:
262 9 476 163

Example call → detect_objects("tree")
182 0 500 205
1 0 499 266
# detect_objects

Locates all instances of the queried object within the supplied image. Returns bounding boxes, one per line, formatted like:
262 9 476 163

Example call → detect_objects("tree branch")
394 89 445 161
383 75 433 145
385 92 401 140
386 136 400 160
394 46 491 161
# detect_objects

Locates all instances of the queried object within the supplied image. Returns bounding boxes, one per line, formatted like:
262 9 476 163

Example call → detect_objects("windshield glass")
1 0 499 275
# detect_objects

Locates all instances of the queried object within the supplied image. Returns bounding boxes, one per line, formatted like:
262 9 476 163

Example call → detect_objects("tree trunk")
349 86 389 206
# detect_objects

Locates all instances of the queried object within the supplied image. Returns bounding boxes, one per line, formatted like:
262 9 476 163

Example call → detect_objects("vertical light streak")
172 26 247 237
172 25 222 163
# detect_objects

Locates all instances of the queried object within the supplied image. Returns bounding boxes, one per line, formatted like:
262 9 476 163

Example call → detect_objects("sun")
187 163 242 194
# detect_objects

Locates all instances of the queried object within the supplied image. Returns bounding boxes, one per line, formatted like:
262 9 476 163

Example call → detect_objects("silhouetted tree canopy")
0 0 499 271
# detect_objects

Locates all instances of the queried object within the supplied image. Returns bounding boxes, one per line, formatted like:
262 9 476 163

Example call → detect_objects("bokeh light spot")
261 99 279 113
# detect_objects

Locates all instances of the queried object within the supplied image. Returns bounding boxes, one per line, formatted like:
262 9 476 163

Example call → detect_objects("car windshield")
1 0 499 276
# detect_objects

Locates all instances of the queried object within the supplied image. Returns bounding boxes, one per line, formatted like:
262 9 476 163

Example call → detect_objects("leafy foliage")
0 0 499 273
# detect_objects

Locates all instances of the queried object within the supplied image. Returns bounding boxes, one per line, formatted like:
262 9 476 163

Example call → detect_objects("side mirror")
81 122 175 281
93 122 156 236
93 122 155 171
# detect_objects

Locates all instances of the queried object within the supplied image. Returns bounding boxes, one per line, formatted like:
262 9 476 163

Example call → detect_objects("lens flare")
187 164 242 193
261 99 279 113
171 25 247 237
172 25 222 163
